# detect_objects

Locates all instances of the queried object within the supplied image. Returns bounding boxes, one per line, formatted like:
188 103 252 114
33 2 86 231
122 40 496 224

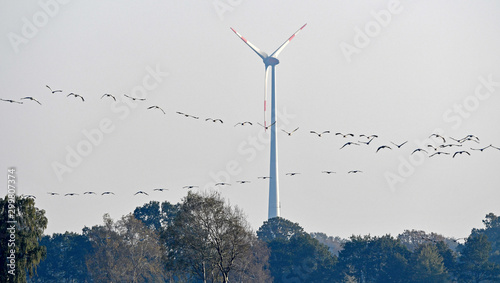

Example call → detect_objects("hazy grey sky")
1 1 500 239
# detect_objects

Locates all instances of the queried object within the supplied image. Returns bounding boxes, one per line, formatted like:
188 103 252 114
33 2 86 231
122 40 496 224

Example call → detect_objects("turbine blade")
264 66 270 129
230 27 268 60
270 23 307 58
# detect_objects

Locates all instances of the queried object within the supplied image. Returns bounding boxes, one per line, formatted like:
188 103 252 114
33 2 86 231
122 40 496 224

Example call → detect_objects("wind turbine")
231 23 306 219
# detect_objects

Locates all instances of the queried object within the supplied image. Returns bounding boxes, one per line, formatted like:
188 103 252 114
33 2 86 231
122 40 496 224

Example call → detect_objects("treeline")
1 193 500 282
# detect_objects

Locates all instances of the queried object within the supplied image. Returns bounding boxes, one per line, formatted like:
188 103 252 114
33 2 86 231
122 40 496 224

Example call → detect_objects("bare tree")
85 213 166 282
164 191 271 282
229 238 273 282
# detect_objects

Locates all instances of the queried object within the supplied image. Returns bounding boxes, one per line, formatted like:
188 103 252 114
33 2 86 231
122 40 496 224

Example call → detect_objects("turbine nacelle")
264 57 280 66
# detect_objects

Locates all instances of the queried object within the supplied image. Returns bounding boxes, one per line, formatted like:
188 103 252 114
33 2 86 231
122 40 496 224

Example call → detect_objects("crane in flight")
257 121 276 131
101 93 116 101
147 105 166 114
310 130 330 137
340 142 359 149
429 152 450 157
183 185 198 189
21 97 42 105
335 132 354 138
206 118 224 123
124 94 145 101
176 111 199 119
46 85 62 93
67 93 84 102
235 121 253 127
281 127 299 136
391 141 408 148
429 134 446 143
452 151 470 158
411 148 428 155
376 145 392 153
0 98 23 104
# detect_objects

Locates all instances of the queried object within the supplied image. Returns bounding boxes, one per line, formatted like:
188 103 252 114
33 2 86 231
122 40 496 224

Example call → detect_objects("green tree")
0 195 47 283
471 213 500 265
337 235 410 282
434 240 457 279
310 232 345 256
257 217 305 242
257 218 337 282
27 232 92 282
163 191 271 283
409 243 448 282
267 233 337 282
398 230 458 279
457 234 500 282
133 200 180 232
397 230 446 251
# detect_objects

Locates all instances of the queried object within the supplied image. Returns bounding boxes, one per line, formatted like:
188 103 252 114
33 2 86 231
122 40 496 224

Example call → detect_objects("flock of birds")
317 132 500 158
19 189 172 199
4 85 499 200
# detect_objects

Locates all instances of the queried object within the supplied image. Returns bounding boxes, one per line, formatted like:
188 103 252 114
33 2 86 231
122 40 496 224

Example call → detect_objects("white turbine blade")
270 23 307 58
230 27 268 60
264 66 270 128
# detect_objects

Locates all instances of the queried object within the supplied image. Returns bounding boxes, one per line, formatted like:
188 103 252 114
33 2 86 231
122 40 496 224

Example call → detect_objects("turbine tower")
230 24 307 219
